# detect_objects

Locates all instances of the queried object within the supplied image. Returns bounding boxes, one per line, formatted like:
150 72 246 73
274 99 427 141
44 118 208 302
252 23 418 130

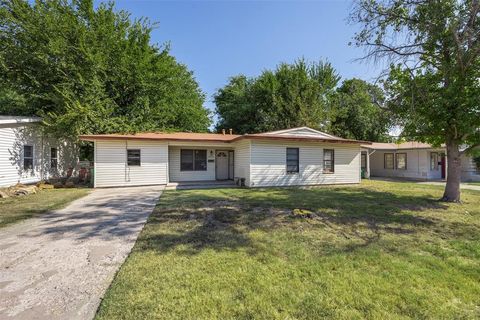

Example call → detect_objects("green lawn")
96 181 480 319
466 181 480 186
0 188 90 228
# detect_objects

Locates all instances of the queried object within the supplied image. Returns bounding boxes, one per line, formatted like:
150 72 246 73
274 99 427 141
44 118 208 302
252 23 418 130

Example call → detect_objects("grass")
96 180 480 319
466 181 480 186
0 188 90 228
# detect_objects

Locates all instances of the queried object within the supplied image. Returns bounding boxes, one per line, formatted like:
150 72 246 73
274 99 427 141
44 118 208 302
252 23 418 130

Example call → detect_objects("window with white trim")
127 149 141 166
181 149 207 171
384 153 394 169
286 148 299 173
51 147 58 169
396 153 407 170
23 145 33 170
323 149 335 173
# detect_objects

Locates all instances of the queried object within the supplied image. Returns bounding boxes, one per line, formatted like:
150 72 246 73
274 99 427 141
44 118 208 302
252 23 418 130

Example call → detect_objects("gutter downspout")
125 140 130 183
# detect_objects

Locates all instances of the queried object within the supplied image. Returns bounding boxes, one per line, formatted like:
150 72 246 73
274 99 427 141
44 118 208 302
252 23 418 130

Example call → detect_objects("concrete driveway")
370 177 480 191
0 185 164 320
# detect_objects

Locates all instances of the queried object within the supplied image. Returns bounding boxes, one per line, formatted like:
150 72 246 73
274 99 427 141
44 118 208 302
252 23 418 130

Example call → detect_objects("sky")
110 0 383 115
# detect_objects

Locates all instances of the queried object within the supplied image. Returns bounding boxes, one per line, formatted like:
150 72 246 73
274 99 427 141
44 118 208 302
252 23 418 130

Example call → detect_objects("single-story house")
80 127 368 188
0 116 78 187
361 142 480 182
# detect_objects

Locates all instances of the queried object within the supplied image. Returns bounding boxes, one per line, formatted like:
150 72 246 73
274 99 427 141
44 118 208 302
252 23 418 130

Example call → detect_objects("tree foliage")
0 0 210 137
330 78 392 142
214 59 340 134
215 60 392 141
351 0 480 201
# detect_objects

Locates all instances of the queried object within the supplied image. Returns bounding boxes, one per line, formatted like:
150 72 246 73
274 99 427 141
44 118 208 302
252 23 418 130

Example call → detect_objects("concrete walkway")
0 186 164 320
371 177 480 191
417 181 480 191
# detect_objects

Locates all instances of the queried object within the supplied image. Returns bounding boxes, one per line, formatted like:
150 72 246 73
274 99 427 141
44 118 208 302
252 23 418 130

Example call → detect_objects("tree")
350 0 480 202
0 0 210 137
214 59 340 134
329 78 392 142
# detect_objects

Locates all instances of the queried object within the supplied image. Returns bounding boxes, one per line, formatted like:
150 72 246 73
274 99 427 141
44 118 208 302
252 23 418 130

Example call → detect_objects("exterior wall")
94 140 168 187
249 140 360 187
369 149 444 180
233 140 251 186
461 154 480 182
168 146 217 182
0 124 77 187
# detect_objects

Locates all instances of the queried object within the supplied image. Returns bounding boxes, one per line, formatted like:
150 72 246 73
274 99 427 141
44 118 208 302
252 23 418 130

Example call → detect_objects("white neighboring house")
80 127 367 188
0 116 79 187
361 142 480 182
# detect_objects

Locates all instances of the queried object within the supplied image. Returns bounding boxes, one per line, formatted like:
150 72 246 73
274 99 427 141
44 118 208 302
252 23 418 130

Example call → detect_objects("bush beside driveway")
96 181 480 319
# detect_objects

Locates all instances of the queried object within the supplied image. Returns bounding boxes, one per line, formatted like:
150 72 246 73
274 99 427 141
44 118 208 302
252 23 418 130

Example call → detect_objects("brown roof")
80 132 241 142
362 141 444 150
239 133 370 144
80 131 369 144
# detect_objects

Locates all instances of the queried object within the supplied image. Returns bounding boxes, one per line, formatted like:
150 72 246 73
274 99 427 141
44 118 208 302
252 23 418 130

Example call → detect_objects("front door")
216 150 229 180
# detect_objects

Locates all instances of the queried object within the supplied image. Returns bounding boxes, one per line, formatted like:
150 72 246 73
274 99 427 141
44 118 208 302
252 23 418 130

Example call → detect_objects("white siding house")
0 116 78 187
94 140 168 188
234 139 251 187
81 127 366 188
249 140 360 187
168 141 235 182
461 152 480 182
362 142 480 182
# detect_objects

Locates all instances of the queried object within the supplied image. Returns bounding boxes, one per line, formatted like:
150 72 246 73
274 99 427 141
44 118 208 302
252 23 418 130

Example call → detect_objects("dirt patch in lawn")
149 198 440 256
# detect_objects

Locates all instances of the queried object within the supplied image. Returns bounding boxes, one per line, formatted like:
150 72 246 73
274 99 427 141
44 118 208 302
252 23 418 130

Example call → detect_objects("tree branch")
461 143 480 155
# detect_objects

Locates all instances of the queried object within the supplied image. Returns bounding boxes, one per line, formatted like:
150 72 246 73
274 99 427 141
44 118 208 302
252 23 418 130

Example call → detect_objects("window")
323 149 335 173
396 153 407 170
127 149 141 166
50 147 58 169
474 156 480 174
194 150 207 171
181 149 207 171
430 152 439 170
286 148 299 173
23 145 33 170
384 153 394 169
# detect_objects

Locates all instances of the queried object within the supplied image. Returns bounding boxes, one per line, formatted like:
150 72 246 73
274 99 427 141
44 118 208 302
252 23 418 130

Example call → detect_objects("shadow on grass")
137 187 457 255
7 190 160 241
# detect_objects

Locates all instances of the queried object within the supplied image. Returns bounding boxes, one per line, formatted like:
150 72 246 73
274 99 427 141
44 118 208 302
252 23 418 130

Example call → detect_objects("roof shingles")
80 130 368 144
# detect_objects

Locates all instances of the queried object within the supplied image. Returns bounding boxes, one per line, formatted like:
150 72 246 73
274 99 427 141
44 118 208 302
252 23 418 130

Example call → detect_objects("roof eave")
79 135 235 143
234 135 370 144
79 134 371 145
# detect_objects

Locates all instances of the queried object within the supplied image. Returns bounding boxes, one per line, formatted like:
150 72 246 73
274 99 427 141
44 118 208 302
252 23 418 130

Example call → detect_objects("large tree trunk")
441 140 462 202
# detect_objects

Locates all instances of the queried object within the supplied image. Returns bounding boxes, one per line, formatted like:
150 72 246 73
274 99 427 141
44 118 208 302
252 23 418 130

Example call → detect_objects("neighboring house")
0 116 78 187
80 127 367 188
361 142 480 182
